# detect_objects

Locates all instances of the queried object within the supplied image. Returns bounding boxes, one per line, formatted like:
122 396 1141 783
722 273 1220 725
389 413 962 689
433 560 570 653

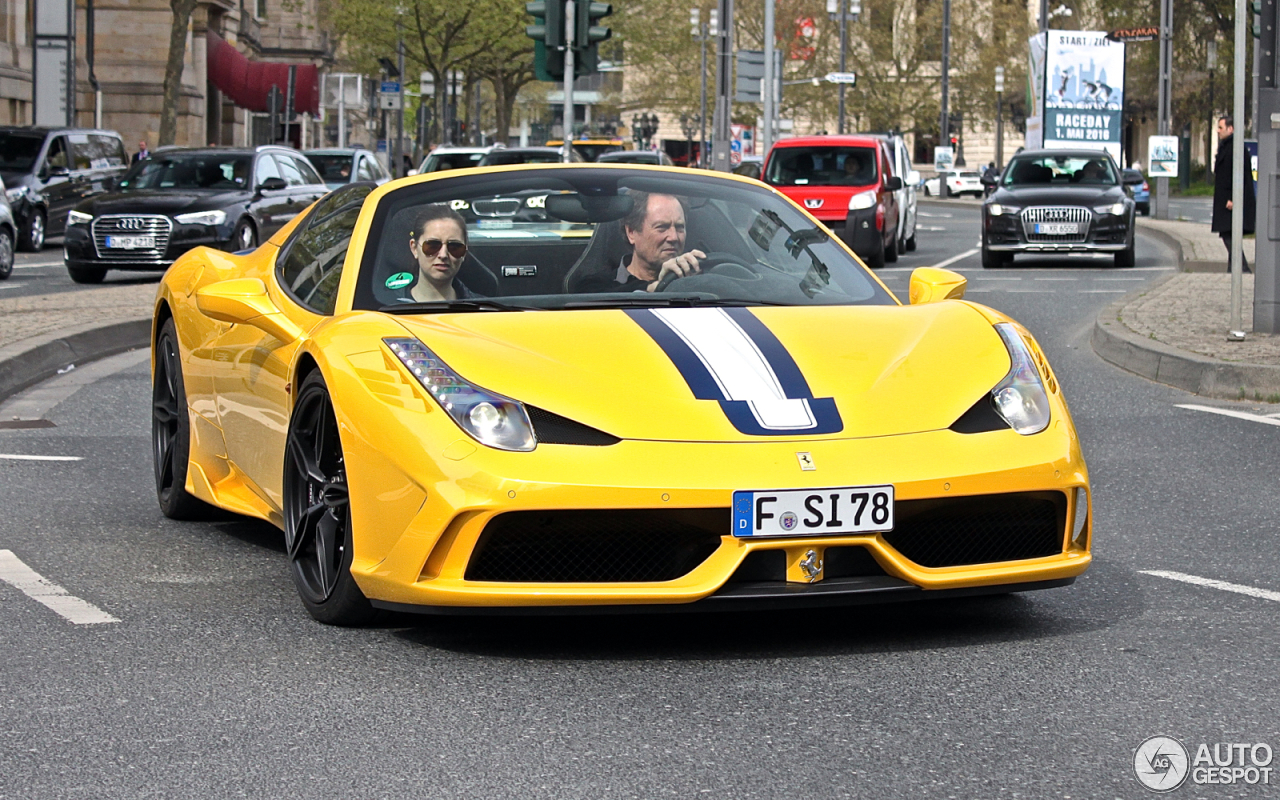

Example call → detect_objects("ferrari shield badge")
796 452 816 471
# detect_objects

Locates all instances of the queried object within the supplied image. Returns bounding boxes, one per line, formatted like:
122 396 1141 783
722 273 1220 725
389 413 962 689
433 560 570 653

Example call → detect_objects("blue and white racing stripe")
626 307 843 436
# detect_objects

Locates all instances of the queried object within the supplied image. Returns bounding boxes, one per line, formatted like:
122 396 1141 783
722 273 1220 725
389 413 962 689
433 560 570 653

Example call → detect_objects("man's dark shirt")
576 255 654 293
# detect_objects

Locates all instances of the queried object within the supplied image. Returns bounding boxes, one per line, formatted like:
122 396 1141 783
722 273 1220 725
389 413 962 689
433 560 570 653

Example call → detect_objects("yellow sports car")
151 165 1091 625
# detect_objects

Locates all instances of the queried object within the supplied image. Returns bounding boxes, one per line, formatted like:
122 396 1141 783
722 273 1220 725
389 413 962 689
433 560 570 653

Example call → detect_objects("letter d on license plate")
732 485 895 537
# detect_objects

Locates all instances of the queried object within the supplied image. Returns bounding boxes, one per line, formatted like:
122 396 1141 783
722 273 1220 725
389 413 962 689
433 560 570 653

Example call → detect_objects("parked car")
982 149 1135 268
923 169 984 198
596 150 675 166
732 154 764 179
303 148 390 190
479 147 581 166
0 126 130 251
414 145 505 174
861 131 920 253
1122 168 1150 215
0 175 15 279
762 135 903 269
62 145 329 283
543 137 627 161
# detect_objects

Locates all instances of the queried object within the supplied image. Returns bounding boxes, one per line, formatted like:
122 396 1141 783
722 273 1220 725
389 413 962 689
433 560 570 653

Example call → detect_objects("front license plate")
732 485 895 538
1033 223 1078 235
105 235 155 249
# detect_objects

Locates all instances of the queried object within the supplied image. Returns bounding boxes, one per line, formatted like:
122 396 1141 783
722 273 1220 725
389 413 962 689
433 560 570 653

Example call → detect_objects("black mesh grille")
527 406 620 446
466 509 726 582
882 492 1066 568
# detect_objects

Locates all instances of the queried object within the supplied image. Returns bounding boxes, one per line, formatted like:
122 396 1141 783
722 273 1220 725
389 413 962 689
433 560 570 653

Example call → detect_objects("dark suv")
62 146 329 283
0 127 129 251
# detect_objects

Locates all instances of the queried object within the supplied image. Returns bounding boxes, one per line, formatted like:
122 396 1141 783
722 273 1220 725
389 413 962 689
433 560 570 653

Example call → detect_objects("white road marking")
0 453 83 461
1034 277 1078 281
1141 570 1280 603
1176 404 1280 427
1079 289 1129 293
14 262 65 270
1096 277 1146 281
932 248 980 270
0 550 119 624
916 211 953 218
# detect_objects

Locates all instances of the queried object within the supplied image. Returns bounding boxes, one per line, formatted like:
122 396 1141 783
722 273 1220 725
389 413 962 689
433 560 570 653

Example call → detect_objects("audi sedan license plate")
732 485 894 537
105 235 155 249
1033 223 1077 235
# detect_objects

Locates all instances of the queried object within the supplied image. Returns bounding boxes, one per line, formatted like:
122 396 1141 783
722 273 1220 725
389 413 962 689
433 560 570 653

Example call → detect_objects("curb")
0 317 152 404
1134 219 1186 270
1091 285 1280 398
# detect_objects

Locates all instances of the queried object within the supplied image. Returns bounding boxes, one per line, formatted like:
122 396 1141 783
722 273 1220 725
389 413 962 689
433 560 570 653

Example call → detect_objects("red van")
761 135 902 268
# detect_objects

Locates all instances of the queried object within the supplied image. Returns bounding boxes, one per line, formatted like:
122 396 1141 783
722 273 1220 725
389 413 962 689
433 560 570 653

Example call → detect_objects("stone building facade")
0 0 331 154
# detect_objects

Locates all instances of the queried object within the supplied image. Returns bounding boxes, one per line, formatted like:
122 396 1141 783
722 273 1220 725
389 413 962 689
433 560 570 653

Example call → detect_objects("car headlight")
174 209 227 226
848 190 877 210
67 210 93 226
988 204 1020 217
1092 202 1126 216
989 323 1051 435
384 337 536 451
5 185 30 202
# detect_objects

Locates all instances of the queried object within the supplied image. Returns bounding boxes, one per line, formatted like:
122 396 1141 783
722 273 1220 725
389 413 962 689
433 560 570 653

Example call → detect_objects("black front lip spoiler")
369 576 1075 616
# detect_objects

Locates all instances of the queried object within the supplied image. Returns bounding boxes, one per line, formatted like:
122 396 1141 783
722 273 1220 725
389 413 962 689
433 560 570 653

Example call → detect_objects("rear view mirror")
257 176 287 193
907 170 921 186
885 176 903 191
909 267 967 304
195 278 301 343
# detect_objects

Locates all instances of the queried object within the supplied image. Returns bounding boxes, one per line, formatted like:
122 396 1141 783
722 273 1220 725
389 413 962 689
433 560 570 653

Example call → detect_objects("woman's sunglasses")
417 238 467 259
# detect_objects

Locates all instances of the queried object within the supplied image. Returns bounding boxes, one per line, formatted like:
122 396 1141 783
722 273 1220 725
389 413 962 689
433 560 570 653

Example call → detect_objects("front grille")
466 509 726 582
1020 206 1091 243
91 215 173 261
882 492 1066 568
473 198 522 217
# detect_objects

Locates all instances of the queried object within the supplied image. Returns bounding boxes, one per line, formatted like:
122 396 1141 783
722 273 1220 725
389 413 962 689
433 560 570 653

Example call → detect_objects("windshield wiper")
379 299 535 314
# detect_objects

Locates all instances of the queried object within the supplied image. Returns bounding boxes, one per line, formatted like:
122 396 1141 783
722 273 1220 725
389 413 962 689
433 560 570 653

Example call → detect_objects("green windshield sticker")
385 272 414 290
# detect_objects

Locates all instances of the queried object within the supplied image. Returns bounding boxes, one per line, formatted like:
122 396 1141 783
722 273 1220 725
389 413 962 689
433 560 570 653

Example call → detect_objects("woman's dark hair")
410 204 468 244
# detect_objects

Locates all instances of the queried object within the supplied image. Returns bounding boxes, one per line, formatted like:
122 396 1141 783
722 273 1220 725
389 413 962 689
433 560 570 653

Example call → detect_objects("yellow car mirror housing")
909 267 967 304
195 278 302 344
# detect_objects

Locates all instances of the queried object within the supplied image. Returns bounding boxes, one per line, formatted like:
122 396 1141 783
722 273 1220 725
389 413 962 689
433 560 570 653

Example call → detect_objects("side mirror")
908 267 967 304
885 176 903 191
47 165 69 178
406 168 419 176
907 170 921 186
195 278 302 343
257 176 287 194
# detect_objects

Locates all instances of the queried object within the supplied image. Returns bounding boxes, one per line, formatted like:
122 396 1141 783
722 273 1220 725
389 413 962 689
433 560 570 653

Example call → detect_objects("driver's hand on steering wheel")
647 249 707 292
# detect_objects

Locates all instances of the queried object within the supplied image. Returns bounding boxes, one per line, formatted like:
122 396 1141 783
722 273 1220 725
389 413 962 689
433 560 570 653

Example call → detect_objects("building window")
256 0 267 19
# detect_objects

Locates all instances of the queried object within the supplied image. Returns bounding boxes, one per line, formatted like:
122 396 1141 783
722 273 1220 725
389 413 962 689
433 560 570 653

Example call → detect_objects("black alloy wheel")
0 227 13 279
153 318 214 519
283 372 374 625
19 208 45 252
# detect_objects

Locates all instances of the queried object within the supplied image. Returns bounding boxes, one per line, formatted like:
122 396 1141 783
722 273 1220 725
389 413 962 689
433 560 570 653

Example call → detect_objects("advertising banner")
1042 30 1125 162
1147 135 1178 177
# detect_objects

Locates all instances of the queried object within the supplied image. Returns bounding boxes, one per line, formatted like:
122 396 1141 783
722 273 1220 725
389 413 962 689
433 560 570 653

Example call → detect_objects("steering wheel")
652 251 753 292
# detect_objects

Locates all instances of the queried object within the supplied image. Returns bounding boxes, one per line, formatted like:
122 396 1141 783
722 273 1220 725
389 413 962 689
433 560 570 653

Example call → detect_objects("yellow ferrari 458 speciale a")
150 164 1091 624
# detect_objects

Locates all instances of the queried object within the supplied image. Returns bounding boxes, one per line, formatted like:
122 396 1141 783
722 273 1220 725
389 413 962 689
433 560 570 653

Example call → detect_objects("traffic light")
526 0 566 81
574 1 612 75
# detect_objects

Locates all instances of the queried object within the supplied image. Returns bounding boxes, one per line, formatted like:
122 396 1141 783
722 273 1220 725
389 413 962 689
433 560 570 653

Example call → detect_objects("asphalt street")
2 201 1278 799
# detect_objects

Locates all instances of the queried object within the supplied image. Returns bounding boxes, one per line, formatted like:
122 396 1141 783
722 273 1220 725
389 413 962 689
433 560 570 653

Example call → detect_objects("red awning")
206 31 320 116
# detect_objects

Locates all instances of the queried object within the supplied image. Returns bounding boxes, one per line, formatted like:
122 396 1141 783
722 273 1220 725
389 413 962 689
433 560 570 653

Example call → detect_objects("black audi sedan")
981 149 1134 269
63 145 328 283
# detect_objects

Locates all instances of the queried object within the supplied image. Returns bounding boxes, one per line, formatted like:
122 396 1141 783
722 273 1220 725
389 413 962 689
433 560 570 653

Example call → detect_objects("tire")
884 232 898 263
1138 203 1150 216
153 318 218 520
68 265 107 284
0 227 13 280
18 208 45 252
233 219 257 251
981 238 1010 269
923 185 932 197
862 237 886 270
283 371 375 626
905 233 917 252
1114 239 1136 268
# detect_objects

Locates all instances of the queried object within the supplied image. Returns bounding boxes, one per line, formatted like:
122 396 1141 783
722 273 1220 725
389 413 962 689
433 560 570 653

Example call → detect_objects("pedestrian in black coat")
1211 116 1255 272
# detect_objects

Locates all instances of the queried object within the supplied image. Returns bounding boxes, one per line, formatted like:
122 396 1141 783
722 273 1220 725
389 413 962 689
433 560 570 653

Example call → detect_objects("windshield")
422 151 485 172
119 153 252 190
764 146 878 186
0 132 46 172
307 154 355 183
1003 155 1118 187
354 168 895 312
481 151 564 166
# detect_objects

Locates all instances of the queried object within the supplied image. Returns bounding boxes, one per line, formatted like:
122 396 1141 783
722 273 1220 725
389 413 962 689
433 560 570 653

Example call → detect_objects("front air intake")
882 491 1066 568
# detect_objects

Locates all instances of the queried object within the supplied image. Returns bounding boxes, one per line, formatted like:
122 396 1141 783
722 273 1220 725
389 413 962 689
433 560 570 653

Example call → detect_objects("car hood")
392 302 1012 443
78 189 248 216
0 170 29 189
991 185 1126 206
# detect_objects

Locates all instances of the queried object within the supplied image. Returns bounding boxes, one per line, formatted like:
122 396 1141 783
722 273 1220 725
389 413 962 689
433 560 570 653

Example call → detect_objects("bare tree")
159 0 199 146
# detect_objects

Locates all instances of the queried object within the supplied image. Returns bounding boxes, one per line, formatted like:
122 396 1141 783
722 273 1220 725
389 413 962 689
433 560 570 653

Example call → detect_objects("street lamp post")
680 112 700 165
995 66 1004 170
939 0 951 198
690 8 716 167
